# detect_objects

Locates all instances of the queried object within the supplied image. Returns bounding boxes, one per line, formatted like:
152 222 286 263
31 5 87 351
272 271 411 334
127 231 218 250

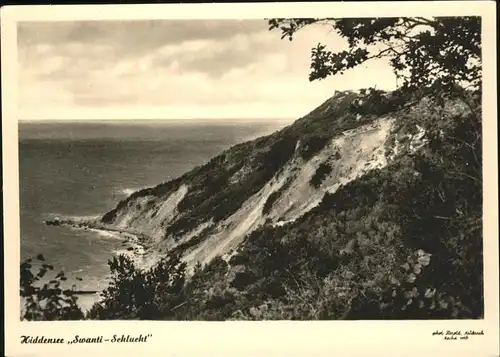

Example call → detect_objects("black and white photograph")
2 2 499 357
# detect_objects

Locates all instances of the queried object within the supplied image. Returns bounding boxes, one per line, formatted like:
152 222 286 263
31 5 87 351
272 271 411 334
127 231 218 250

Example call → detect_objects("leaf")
406 273 416 283
379 302 389 310
413 264 422 274
418 255 431 266
416 249 426 257
424 288 436 298
438 300 449 309
401 262 410 271
389 276 399 285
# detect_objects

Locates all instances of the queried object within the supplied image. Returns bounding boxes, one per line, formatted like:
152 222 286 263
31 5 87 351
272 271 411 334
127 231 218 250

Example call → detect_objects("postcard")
2 2 498 357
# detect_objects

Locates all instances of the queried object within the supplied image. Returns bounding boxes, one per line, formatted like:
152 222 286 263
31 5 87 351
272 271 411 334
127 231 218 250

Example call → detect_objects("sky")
17 19 397 121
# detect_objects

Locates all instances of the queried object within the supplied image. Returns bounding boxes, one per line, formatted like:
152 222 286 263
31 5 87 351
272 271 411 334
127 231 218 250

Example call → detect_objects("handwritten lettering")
465 330 484 335
432 329 485 340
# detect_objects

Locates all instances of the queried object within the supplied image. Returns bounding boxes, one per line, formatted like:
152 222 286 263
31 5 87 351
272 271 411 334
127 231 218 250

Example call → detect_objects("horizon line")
18 117 298 122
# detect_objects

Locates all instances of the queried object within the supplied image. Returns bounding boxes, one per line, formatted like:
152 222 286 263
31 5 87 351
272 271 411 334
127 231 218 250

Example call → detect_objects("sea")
19 118 292 311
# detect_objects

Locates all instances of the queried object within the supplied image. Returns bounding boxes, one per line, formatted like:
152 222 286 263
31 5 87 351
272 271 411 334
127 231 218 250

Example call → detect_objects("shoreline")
45 216 151 254
44 215 157 313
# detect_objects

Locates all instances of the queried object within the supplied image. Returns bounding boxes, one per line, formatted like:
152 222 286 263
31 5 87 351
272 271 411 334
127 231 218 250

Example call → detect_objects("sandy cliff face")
180 117 395 266
100 116 400 270
103 184 189 243
97 91 446 270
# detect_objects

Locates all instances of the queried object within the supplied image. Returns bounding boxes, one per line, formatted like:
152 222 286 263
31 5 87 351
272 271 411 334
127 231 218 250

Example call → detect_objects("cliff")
44 87 482 320
97 90 466 270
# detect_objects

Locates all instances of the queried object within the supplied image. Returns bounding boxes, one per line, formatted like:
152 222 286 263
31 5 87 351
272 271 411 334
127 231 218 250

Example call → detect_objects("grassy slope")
22 88 483 322
95 90 482 321
170 94 483 320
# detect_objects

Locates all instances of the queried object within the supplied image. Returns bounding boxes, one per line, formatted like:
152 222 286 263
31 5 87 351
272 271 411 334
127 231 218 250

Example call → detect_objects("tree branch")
447 171 481 183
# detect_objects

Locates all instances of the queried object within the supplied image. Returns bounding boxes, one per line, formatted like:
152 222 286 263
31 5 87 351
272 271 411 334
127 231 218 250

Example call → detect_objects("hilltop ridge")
93 89 467 269
96 90 393 266
43 87 483 320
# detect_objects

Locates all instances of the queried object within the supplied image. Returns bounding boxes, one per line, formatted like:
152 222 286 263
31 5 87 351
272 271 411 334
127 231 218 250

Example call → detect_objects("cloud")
18 20 266 58
17 19 397 120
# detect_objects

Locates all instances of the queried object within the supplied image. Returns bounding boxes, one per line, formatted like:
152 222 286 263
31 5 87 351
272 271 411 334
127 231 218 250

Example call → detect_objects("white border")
2 2 498 357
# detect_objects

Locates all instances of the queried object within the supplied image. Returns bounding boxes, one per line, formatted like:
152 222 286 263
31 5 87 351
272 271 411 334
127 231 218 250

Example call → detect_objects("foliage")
310 163 332 188
88 253 187 320
20 254 84 321
168 107 481 321
268 17 481 95
164 133 298 237
262 190 281 215
25 16 483 321
171 257 246 320
23 103 483 322
299 135 330 160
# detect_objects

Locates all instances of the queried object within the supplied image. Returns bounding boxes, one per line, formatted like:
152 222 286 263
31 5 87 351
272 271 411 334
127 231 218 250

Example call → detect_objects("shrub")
88 253 186 320
20 254 84 321
299 136 330 160
262 191 280 215
310 163 332 188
